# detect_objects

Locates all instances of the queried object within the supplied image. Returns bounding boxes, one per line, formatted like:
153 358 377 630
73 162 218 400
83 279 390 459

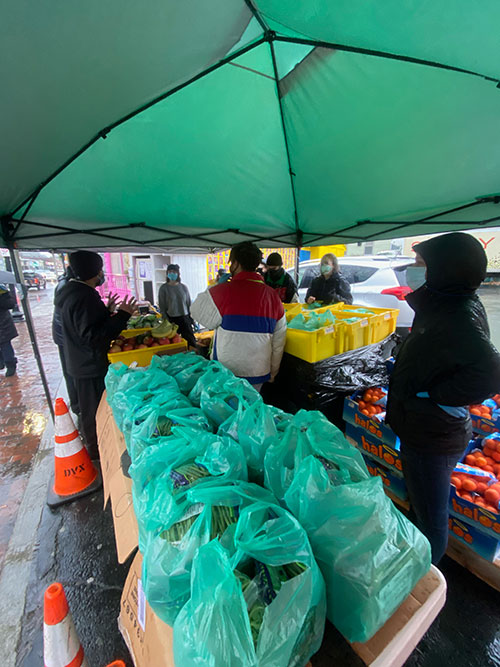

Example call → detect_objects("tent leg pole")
294 245 301 283
7 246 54 421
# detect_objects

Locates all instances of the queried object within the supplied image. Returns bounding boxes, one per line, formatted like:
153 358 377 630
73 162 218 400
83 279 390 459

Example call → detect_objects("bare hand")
107 292 120 312
307 296 316 304
119 295 138 315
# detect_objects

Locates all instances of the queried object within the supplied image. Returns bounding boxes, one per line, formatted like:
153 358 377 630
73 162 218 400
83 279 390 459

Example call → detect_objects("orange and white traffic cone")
43 582 88 667
105 661 126 667
47 397 102 508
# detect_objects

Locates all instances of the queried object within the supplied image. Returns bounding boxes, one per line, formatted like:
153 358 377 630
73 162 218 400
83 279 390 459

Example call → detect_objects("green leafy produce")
127 314 158 329
169 462 211 493
210 505 239 540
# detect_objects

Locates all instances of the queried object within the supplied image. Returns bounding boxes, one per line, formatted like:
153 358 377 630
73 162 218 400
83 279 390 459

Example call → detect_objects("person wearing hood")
52 266 80 415
305 253 353 305
158 264 197 348
386 232 500 564
0 283 18 377
264 252 298 303
55 251 137 458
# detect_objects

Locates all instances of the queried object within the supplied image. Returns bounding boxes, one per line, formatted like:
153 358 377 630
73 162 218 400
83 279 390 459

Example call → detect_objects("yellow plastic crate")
108 329 187 366
334 313 371 353
285 322 339 363
283 303 302 322
335 304 399 344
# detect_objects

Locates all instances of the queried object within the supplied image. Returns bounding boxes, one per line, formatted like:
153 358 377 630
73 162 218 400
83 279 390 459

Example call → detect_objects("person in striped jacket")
191 242 287 390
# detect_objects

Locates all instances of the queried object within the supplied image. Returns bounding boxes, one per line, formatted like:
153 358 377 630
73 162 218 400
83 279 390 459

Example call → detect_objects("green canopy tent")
2 0 500 411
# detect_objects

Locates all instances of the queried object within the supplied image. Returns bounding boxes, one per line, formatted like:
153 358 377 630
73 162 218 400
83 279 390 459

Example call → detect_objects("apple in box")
157 337 171 346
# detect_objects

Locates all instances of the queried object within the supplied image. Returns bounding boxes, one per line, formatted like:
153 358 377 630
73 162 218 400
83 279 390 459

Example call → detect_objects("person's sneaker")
5 363 16 377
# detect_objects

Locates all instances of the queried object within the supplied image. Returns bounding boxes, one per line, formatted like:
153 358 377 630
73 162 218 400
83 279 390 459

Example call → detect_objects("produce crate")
448 438 500 539
285 312 371 362
108 329 187 367
285 322 338 363
343 393 400 447
360 453 408 502
283 303 302 322
335 304 399 345
448 516 500 562
345 422 403 476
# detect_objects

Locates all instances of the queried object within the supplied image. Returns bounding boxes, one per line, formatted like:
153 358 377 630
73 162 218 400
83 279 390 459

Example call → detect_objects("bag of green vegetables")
129 428 247 551
264 409 369 503
173 501 326 667
142 482 275 625
284 461 431 642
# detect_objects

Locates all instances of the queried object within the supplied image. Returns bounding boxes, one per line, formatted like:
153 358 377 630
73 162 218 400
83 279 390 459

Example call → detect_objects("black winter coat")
265 269 298 303
55 281 130 378
306 273 353 305
0 290 18 344
386 287 500 454
52 274 69 347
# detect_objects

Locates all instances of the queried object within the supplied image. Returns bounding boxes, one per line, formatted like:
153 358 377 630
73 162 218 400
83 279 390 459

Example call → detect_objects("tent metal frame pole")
268 38 302 247
7 245 54 420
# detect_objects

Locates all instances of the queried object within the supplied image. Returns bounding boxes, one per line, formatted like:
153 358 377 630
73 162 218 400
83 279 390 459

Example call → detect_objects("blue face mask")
406 266 426 291
167 272 178 282
321 263 332 275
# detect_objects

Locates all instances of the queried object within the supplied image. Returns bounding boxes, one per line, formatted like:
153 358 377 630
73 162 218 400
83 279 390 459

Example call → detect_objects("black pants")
74 376 105 459
170 315 197 348
57 345 80 414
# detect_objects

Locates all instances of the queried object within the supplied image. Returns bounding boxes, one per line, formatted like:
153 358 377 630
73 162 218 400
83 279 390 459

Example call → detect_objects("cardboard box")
345 421 403 476
470 413 500 437
448 516 500 562
343 393 399 447
361 453 408 502
96 392 139 563
119 551 175 667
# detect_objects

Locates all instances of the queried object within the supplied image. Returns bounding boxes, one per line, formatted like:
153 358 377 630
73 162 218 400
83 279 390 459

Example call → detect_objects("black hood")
415 232 487 295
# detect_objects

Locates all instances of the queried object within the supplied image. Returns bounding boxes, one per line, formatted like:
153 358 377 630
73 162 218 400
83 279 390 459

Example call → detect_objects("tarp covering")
2 2 500 249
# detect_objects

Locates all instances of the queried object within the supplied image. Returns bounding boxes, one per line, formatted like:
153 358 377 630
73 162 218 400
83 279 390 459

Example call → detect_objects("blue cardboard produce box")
343 392 399 447
448 516 500 562
361 453 408 502
345 421 402 476
449 488 500 541
470 412 500 437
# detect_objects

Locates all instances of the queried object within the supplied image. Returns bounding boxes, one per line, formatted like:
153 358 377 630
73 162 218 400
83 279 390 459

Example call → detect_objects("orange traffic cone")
47 397 102 508
105 661 126 667
43 582 88 667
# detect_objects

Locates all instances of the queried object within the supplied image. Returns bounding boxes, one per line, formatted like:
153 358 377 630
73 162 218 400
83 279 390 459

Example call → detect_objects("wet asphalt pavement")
3 284 500 666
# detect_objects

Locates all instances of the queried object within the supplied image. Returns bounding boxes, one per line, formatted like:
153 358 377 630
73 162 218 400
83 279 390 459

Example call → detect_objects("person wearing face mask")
191 241 287 390
55 250 137 458
264 252 299 303
305 253 353 305
158 264 198 348
386 233 500 564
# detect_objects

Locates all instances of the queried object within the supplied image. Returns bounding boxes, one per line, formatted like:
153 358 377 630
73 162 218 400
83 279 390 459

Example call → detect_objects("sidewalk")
0 287 61 568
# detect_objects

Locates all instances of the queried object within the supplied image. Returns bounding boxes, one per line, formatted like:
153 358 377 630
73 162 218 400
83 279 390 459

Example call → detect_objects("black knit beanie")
69 251 103 281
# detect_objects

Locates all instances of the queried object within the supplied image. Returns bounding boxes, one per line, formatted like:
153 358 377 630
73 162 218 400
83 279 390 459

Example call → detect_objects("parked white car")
296 256 416 330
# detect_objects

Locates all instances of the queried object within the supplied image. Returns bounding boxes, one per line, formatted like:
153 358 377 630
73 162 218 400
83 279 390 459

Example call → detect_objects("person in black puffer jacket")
386 232 500 563
0 284 18 377
305 253 352 305
52 266 80 415
55 251 136 458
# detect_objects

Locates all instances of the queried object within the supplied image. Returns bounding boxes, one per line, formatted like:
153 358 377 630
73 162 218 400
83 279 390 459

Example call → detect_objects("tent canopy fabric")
2 1 500 250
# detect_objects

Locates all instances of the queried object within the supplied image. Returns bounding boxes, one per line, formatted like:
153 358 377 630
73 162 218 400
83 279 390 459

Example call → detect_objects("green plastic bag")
104 361 130 397
173 501 326 667
200 377 261 427
284 459 431 643
130 428 247 550
264 409 369 503
220 398 279 483
127 397 196 461
142 482 275 625
173 354 210 394
188 361 235 407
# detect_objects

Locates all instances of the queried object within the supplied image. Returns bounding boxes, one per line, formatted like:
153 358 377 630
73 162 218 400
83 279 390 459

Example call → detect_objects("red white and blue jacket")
191 272 287 384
